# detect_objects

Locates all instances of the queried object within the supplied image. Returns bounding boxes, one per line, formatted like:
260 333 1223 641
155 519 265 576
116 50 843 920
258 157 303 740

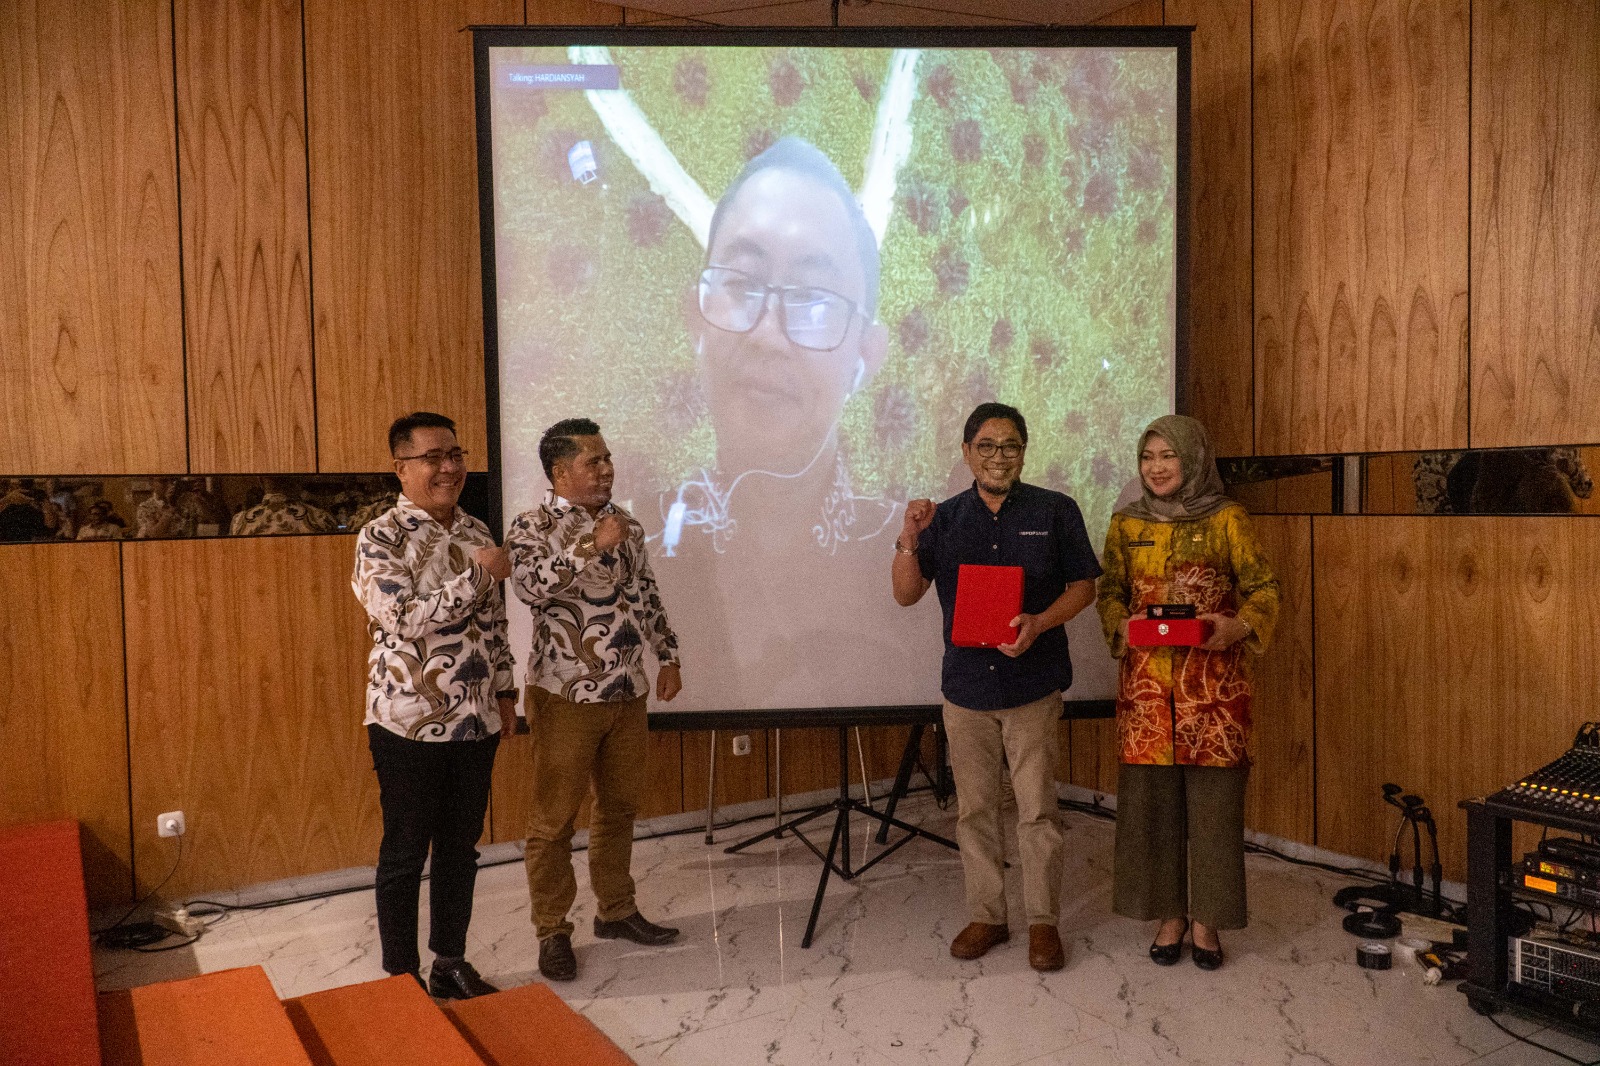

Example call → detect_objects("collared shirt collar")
397 492 464 530
965 479 1031 514
543 489 611 519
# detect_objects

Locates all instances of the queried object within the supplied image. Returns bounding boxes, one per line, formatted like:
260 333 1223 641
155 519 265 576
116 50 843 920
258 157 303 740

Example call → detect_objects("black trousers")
368 724 498 976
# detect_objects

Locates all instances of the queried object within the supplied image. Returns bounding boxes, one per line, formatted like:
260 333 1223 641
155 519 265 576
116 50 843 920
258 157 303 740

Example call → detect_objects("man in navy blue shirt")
891 402 1101 972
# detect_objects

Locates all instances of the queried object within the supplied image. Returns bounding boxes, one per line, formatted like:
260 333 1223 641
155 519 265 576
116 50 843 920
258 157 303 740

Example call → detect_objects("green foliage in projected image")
491 45 1175 539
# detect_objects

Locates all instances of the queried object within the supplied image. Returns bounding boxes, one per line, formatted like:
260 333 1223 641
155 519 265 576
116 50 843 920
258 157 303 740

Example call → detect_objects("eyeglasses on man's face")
697 266 862 352
396 448 468 469
972 441 1024 459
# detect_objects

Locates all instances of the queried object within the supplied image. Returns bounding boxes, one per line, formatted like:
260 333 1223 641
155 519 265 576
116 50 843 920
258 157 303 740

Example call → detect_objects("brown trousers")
523 688 648 939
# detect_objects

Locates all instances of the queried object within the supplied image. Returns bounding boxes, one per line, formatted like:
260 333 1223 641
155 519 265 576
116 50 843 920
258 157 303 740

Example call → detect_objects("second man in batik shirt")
507 417 683 983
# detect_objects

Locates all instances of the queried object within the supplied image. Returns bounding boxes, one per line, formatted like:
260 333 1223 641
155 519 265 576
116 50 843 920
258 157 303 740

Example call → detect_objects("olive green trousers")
1112 762 1250 930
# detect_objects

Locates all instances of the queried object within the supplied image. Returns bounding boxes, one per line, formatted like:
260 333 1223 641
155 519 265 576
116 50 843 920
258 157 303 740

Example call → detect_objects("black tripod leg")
802 807 848 948
876 723 926 845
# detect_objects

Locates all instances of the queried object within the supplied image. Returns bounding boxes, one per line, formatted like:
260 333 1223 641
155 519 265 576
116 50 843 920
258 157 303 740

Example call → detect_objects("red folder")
951 564 1024 648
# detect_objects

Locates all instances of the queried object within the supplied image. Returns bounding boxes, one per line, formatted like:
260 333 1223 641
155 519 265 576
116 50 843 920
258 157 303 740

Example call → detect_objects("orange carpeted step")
0 820 101 1066
444 983 634 1066
97 966 313 1066
283 975 484 1066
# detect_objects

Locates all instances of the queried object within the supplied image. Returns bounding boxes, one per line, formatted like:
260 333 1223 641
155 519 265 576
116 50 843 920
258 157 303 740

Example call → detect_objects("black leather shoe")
539 933 578 981
593 911 679 945
428 958 498 1000
1149 919 1188 966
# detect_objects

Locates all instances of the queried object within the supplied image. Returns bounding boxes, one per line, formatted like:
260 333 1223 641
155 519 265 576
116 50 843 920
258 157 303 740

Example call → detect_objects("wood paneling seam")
169 0 193 474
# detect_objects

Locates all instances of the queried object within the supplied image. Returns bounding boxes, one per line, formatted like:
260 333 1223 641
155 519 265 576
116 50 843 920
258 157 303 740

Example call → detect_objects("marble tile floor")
93 797 1600 1065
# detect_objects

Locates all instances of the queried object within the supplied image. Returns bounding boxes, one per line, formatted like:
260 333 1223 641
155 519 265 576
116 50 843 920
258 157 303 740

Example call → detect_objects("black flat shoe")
1192 936 1224 971
1149 919 1188 966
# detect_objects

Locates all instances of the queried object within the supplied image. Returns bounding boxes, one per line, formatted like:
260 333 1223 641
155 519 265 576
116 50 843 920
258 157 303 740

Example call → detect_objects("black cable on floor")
1486 1014 1600 1066
94 834 190 951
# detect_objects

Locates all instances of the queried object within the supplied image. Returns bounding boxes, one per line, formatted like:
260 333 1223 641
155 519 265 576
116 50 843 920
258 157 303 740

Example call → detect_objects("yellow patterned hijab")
1118 414 1231 523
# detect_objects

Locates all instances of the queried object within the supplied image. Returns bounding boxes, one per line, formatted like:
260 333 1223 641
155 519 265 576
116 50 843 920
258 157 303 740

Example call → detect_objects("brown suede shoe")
950 922 1010 960
1029 924 1066 972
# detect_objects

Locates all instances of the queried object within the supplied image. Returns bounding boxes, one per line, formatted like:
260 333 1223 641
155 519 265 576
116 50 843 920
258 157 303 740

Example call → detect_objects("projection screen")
475 28 1189 714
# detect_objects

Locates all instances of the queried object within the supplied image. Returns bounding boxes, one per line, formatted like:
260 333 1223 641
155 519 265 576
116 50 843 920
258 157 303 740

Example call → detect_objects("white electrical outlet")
732 734 752 756
157 810 186 838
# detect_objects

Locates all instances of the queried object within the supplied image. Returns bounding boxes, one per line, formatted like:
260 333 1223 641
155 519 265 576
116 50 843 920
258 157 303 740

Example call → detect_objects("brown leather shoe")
1029 924 1066 972
950 922 1010 960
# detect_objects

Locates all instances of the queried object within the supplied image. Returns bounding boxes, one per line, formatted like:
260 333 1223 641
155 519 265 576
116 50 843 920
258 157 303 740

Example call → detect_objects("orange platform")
445 981 636 1065
0 820 102 1066
98 966 313 1066
284 974 484 1066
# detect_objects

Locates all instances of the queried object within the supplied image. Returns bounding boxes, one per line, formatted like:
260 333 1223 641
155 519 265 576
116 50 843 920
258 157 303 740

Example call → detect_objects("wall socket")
731 734 752 756
157 810 186 838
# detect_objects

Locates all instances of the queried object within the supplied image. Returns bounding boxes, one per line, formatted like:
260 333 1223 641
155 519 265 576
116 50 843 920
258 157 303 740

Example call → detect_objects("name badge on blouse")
1128 540 1156 547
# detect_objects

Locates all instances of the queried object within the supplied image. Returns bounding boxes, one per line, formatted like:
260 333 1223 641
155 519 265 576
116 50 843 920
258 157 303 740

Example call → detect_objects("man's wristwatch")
893 540 918 555
574 531 598 561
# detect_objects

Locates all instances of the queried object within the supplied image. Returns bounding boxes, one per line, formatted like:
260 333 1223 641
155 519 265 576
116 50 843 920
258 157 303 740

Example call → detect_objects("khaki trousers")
523 689 648 939
1112 762 1250 930
942 693 1065 926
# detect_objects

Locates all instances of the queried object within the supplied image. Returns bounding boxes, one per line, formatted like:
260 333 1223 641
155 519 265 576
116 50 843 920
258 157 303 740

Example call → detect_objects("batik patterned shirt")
508 492 679 704
1096 503 1280 768
353 496 515 741
231 493 339 536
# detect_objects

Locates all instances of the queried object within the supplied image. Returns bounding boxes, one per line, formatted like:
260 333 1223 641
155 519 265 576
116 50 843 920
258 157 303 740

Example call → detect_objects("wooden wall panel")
1253 0 1469 456
1167 0 1253 455
1470 0 1600 449
1314 517 1600 882
306 0 519 473
0 0 186 475
0 543 132 904
1243 515 1313 842
527 0 623 23
1094 0 1162 26
175 0 316 472
685 728 770 813
1067 718 1119 795
123 536 379 896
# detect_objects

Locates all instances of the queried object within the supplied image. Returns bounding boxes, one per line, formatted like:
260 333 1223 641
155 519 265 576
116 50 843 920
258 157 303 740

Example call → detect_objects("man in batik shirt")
352 411 514 1001
508 417 683 983
230 479 338 535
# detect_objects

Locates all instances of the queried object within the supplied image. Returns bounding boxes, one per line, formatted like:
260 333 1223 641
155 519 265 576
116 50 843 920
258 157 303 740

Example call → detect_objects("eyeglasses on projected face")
697 266 863 352
971 441 1025 459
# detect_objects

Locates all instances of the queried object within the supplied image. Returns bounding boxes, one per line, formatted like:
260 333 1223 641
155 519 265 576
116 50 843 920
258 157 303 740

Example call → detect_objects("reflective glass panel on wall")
0 474 492 544
1362 446 1598 515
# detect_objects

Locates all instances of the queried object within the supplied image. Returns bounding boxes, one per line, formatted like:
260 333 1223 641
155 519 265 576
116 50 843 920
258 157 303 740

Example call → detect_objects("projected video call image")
485 41 1179 712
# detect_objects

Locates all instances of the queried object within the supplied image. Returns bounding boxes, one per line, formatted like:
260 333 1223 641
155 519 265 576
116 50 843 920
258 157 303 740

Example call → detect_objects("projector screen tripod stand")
724 724 957 948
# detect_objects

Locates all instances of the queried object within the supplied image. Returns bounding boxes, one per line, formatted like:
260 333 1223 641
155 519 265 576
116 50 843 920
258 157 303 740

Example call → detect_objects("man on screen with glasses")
657 136 911 707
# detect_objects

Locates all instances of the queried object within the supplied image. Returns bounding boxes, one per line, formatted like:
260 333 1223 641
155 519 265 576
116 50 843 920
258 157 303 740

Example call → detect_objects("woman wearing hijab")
1096 415 1280 970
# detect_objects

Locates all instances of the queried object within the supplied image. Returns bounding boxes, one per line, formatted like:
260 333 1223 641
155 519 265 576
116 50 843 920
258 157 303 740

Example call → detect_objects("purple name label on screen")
502 65 619 90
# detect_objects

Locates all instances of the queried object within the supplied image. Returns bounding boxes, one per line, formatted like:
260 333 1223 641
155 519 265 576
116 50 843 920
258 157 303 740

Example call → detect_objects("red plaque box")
1127 617 1214 647
951 564 1024 648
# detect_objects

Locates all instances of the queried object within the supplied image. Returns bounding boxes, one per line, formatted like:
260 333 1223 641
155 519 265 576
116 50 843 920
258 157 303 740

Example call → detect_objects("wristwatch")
574 531 598 561
893 540 918 555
